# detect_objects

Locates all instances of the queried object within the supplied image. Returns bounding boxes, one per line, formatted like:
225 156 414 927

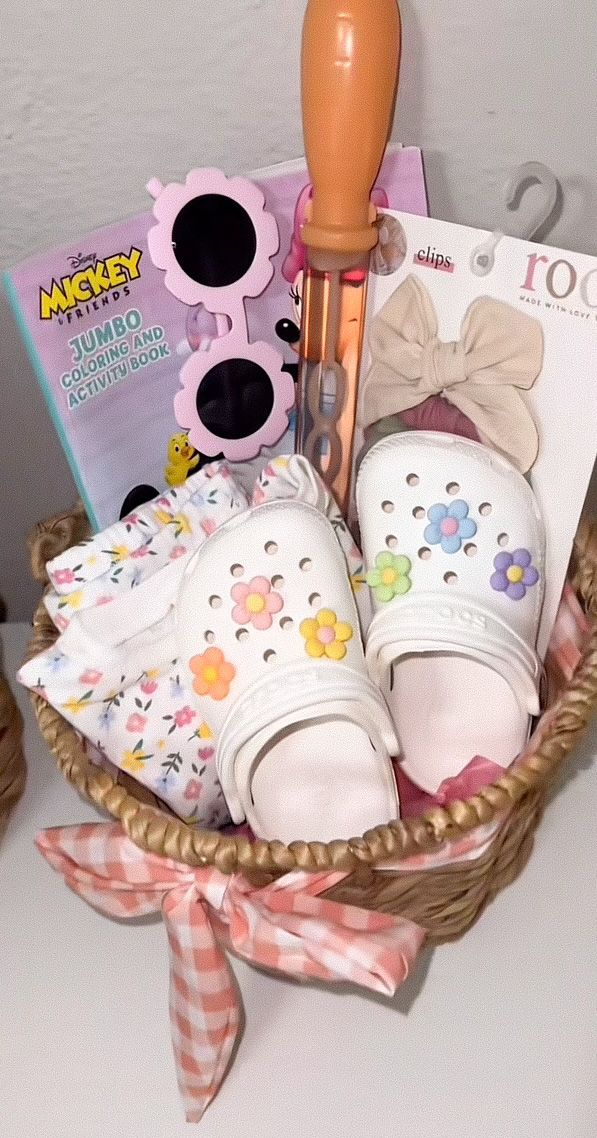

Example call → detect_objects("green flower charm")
366 551 412 602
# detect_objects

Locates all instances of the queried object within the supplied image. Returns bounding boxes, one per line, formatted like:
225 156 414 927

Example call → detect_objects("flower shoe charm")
490 549 539 601
189 648 236 701
365 552 412 602
231 576 283 630
300 608 353 660
424 500 477 554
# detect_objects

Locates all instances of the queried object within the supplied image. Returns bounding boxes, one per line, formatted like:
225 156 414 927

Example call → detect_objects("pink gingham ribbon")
36 823 426 1122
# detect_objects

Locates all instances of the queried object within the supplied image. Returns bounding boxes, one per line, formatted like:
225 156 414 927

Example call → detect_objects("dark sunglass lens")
172 194 257 288
196 358 274 440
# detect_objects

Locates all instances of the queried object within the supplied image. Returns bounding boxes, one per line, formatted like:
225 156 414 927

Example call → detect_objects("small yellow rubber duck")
165 433 200 487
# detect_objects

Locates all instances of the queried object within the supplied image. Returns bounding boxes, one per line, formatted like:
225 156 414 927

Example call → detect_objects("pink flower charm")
126 712 147 733
184 779 203 801
174 706 196 728
170 544 187 560
53 567 76 586
231 576 283 630
79 669 103 685
140 679 158 695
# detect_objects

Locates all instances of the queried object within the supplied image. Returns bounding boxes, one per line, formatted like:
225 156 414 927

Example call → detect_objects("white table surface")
1 621 597 1138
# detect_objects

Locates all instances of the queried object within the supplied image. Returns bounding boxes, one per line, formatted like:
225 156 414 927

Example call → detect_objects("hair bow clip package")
356 209 597 656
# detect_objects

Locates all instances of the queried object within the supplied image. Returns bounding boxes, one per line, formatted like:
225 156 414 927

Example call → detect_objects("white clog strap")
216 659 398 823
366 591 541 715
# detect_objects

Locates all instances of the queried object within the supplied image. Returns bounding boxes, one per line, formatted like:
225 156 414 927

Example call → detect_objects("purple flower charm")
490 549 539 600
424 500 477 554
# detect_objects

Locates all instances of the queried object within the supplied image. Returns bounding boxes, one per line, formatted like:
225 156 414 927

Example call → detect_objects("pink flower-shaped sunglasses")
147 168 295 461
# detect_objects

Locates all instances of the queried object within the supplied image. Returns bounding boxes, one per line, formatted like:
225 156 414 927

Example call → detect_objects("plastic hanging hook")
471 161 559 276
503 161 559 240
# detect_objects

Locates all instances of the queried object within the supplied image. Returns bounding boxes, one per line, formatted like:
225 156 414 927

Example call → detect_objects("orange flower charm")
189 647 236 701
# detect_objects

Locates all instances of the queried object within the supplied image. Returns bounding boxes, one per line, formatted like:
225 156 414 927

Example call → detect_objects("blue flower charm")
424 500 477 554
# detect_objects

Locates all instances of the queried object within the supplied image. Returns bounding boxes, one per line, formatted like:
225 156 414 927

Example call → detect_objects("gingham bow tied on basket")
360 273 545 472
36 823 426 1123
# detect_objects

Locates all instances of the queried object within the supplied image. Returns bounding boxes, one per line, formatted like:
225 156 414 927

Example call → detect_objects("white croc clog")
356 431 545 794
175 499 399 842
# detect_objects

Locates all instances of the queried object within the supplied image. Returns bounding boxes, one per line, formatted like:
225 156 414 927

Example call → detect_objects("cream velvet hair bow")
360 275 544 471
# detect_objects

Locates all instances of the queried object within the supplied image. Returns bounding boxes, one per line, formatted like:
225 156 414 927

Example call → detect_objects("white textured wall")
1 0 596 618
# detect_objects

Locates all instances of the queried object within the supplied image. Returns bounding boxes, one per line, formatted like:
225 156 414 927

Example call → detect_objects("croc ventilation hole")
418 547 431 560
265 541 278 555
412 507 425 519
204 630 215 643
271 575 284 588
209 595 222 608
230 563 244 577
279 617 293 630
299 558 312 571
263 650 276 663
497 532 509 547
308 592 321 607
464 543 477 557
446 482 460 495
406 473 419 486
382 500 394 513
235 628 249 642
444 572 458 584
479 502 492 516
385 535 398 549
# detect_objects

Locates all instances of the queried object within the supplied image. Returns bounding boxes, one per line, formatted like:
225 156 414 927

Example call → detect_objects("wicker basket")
26 504 597 943
0 644 26 842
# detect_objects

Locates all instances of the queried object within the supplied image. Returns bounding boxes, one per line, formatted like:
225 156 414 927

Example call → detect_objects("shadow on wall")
0 294 77 622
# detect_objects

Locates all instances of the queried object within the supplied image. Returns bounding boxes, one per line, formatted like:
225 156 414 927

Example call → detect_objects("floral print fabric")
19 456 368 828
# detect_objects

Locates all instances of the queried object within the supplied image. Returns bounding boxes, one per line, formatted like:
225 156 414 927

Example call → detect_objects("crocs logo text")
247 669 322 714
438 606 486 630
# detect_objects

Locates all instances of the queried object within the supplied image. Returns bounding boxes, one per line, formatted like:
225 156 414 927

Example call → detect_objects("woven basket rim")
27 513 597 875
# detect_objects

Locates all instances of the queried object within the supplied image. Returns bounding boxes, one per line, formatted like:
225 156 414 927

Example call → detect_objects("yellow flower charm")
300 608 353 661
